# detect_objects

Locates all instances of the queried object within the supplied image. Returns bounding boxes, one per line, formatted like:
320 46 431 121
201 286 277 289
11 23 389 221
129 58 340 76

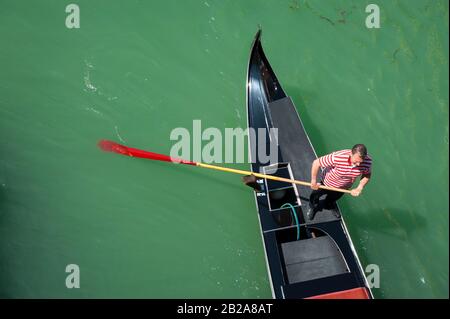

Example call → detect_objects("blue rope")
281 203 300 240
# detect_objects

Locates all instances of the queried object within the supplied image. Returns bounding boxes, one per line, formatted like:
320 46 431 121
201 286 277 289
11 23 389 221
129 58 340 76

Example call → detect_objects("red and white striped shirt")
318 149 372 189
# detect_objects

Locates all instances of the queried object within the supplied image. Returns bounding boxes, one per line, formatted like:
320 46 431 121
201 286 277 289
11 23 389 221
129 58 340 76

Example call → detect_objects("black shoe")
306 205 317 221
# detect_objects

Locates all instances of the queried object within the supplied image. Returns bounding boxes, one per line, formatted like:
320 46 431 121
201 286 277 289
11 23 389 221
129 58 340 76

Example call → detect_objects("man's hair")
352 144 368 157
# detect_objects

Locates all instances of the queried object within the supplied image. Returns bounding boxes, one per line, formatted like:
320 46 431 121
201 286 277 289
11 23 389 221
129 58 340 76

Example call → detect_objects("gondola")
246 30 373 299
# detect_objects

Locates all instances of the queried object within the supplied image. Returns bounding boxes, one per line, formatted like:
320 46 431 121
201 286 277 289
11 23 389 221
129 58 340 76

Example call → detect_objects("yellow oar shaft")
197 162 351 194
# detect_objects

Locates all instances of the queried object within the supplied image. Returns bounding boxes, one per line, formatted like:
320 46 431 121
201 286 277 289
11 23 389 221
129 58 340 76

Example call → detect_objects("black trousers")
309 187 345 210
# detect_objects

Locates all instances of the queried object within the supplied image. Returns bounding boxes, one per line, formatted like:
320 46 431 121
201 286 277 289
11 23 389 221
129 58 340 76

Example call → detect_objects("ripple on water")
83 60 97 93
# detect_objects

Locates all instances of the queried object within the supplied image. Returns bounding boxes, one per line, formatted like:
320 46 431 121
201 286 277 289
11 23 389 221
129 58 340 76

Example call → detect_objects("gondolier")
307 144 372 220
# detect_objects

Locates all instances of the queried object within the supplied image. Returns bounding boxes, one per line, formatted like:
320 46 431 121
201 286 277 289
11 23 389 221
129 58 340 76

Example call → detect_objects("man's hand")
351 187 363 197
310 180 320 190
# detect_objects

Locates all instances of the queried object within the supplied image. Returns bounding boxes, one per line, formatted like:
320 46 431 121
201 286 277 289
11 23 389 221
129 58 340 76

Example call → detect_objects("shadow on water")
344 206 428 241
342 206 428 299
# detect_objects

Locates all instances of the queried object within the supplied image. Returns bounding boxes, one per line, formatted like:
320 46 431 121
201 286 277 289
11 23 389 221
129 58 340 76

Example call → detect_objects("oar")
97 140 352 194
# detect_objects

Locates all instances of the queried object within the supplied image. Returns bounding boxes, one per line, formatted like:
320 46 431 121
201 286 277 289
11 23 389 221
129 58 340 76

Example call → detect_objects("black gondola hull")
246 30 373 299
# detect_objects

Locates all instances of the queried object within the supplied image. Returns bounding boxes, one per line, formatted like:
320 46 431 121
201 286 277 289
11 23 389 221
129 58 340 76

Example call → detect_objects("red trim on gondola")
306 287 370 299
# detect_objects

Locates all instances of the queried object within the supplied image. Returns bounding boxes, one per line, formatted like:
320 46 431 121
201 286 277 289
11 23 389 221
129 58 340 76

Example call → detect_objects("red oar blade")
97 140 196 165
98 140 131 155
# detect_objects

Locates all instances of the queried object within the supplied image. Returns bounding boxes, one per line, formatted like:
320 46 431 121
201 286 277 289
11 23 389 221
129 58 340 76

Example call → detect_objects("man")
307 144 372 220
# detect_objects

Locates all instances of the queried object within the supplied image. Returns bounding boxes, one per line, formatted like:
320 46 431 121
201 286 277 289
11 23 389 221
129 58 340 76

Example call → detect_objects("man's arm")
351 173 371 196
310 159 322 190
311 153 335 190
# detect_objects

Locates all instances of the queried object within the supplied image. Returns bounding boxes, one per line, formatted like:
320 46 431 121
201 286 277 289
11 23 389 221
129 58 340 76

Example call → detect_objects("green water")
0 0 448 298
